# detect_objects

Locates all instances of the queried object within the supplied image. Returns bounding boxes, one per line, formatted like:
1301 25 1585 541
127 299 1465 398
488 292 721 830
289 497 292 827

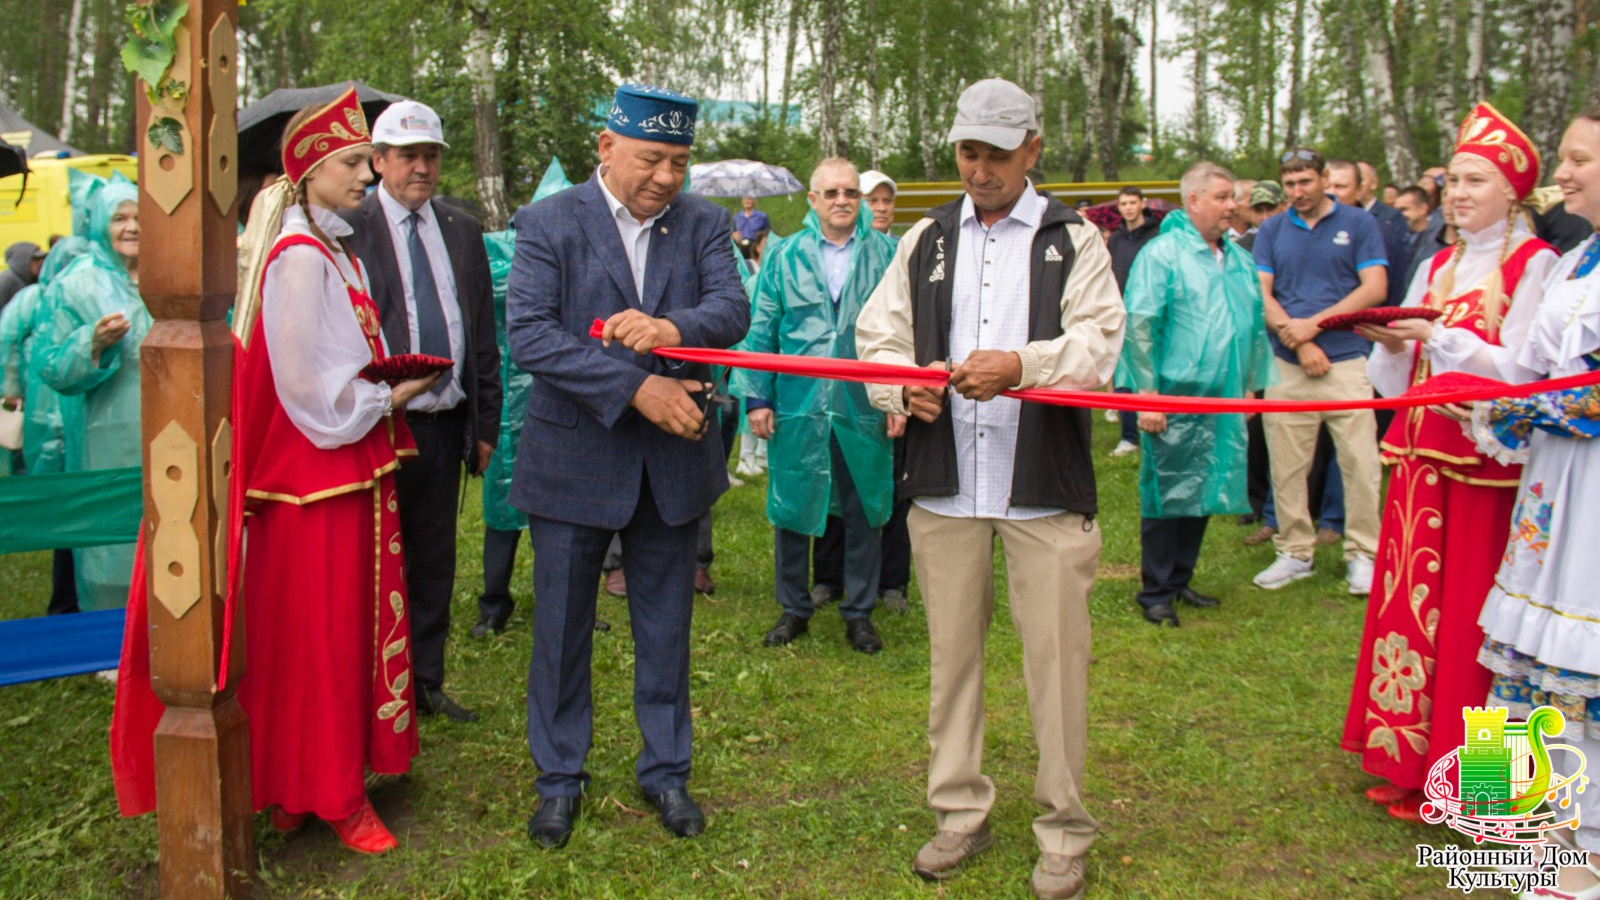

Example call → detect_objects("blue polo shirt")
733 209 771 242
1253 198 1387 363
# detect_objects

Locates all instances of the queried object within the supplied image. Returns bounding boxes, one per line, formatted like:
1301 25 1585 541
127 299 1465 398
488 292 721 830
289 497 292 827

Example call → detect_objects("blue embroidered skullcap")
607 84 698 145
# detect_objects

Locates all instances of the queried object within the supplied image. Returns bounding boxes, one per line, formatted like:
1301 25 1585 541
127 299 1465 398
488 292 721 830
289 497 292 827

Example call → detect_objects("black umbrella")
237 81 406 175
0 139 27 209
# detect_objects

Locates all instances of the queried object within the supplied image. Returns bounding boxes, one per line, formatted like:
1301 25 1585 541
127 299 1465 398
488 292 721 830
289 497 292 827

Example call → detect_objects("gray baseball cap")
946 78 1038 151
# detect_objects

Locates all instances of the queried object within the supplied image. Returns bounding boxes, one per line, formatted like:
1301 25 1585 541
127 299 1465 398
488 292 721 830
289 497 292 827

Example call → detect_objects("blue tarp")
0 608 124 685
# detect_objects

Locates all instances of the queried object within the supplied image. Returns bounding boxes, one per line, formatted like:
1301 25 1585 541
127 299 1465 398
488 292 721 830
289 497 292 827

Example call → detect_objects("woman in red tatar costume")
109 89 439 854
1340 102 1559 822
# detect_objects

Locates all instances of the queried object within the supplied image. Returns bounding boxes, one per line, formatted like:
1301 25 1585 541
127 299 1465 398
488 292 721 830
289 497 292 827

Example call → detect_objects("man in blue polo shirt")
1251 147 1386 596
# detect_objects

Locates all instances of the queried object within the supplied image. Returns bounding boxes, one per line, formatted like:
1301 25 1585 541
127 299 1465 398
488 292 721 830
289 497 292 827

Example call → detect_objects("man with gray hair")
1115 162 1275 627
738 158 900 654
857 77 1124 900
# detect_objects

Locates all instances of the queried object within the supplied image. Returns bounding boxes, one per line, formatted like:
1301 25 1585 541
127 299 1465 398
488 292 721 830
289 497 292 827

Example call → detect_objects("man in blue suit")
506 84 750 848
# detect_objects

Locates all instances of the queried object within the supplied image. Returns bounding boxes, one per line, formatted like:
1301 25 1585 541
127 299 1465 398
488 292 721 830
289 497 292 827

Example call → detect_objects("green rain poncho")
1114 208 1276 519
732 207 896 536
481 159 573 532
34 173 148 609
0 237 90 474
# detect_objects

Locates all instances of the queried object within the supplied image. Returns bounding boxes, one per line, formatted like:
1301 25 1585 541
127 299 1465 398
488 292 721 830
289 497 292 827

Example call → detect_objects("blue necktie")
406 212 452 394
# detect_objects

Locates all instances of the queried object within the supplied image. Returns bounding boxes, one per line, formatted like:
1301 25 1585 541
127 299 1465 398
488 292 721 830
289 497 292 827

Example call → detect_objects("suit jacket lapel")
364 196 411 354
576 177 642 309
639 203 677 316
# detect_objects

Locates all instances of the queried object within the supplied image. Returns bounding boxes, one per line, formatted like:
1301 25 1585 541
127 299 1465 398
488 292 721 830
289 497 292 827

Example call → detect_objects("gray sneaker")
1031 852 1086 900
912 824 995 881
880 588 909 615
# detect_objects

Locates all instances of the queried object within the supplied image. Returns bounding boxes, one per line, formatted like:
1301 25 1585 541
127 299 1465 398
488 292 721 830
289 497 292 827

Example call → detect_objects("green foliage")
144 116 181 154
119 0 187 106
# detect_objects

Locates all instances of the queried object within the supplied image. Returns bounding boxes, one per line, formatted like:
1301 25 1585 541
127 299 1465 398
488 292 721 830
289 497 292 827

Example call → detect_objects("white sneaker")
735 458 762 478
1253 553 1314 590
1347 555 1375 596
1110 439 1139 457
1104 409 1119 423
727 473 745 488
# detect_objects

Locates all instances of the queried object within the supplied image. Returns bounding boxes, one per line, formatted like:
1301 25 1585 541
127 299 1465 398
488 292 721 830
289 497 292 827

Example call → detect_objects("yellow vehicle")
0 155 138 251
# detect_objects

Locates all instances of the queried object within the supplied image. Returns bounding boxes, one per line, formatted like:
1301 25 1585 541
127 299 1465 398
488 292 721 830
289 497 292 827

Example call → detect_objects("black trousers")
778 437 879 621
480 526 522 624
395 406 468 693
813 436 910 594
48 548 78 615
1246 414 1270 519
1137 516 1210 610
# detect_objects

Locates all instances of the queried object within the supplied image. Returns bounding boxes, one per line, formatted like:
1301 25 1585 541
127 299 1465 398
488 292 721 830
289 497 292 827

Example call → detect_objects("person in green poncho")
34 173 148 611
1115 161 1276 628
735 158 901 654
0 237 92 615
475 159 572 637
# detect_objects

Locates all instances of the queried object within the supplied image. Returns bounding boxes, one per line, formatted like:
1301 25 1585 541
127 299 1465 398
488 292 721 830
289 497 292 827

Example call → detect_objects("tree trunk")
1265 13 1277 149
780 0 801 137
1465 0 1486 102
1433 0 1459 158
916 1 937 177
1283 0 1306 147
1365 17 1420 183
60 0 86 144
1149 0 1158 157
1102 9 1138 181
1524 0 1578 166
866 0 881 167
1065 0 1106 179
463 0 510 230
814 0 844 157
1191 0 1210 151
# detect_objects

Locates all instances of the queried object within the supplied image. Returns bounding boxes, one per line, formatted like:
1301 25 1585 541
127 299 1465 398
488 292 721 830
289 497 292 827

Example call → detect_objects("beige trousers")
1262 356 1381 560
907 504 1100 857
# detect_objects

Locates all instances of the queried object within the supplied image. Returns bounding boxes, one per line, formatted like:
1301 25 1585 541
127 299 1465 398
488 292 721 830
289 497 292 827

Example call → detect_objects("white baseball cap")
372 100 450 148
860 170 897 196
946 78 1038 150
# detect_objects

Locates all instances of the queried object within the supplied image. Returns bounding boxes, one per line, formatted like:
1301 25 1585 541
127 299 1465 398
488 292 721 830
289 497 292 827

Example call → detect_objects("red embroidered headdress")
1454 102 1540 201
282 85 371 186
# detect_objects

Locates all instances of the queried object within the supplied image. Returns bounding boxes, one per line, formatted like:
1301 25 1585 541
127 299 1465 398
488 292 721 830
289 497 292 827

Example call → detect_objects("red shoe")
327 798 398 854
270 806 310 833
1387 793 1426 823
1363 783 1417 805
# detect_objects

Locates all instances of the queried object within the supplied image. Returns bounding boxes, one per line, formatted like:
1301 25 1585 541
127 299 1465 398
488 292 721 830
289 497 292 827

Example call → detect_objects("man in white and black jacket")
855 78 1124 900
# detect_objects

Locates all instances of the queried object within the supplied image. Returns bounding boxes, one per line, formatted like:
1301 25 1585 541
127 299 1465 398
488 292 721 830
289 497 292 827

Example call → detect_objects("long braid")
1476 205 1525 342
1427 236 1467 311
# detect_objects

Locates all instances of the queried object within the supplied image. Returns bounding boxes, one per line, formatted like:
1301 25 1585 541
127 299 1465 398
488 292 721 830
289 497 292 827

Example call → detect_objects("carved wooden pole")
132 1 253 896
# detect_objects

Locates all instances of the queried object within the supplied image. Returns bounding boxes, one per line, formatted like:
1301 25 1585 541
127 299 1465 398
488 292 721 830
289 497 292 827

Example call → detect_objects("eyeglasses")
1280 149 1320 164
819 188 862 200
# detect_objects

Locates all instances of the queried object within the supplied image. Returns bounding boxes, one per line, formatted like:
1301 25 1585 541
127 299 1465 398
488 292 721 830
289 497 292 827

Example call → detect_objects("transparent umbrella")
686 159 804 198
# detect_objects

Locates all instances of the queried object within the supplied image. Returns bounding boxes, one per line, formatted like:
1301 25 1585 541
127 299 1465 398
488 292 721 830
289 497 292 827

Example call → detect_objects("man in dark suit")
340 100 501 723
507 84 750 848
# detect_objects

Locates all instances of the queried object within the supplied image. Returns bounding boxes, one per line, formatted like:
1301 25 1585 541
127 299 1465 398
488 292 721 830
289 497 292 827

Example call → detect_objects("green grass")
0 418 1477 898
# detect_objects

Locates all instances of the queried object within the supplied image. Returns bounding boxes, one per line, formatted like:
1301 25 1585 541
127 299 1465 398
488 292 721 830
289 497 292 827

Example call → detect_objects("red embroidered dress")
1341 236 1554 789
111 223 419 820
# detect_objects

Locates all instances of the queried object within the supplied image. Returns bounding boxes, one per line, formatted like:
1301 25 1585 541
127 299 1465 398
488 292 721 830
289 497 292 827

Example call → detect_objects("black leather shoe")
645 787 705 838
527 796 579 848
1141 603 1180 627
469 613 508 639
845 617 883 653
417 687 479 722
764 612 809 646
1176 587 1220 608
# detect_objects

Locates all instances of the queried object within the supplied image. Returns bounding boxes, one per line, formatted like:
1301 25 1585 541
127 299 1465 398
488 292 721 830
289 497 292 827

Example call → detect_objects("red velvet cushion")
360 353 453 386
1401 370 1509 399
1318 307 1442 331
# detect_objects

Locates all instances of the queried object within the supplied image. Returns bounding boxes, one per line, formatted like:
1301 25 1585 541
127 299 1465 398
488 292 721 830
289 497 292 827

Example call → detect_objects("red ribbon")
649 342 1600 414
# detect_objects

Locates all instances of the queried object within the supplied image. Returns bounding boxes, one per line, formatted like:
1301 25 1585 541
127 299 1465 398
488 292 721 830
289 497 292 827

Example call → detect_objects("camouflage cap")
1250 180 1286 208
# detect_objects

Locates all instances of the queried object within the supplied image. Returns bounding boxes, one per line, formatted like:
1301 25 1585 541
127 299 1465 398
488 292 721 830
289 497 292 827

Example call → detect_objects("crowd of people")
2 71 1599 898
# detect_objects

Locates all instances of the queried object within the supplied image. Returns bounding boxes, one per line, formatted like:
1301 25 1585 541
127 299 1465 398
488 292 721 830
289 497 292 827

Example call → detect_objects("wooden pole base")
154 700 254 899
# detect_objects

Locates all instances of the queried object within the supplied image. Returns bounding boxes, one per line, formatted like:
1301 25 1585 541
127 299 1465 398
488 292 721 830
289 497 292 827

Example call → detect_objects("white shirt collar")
284 200 355 238
377 182 434 229
1459 216 1532 251
596 168 668 227
959 179 1043 229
